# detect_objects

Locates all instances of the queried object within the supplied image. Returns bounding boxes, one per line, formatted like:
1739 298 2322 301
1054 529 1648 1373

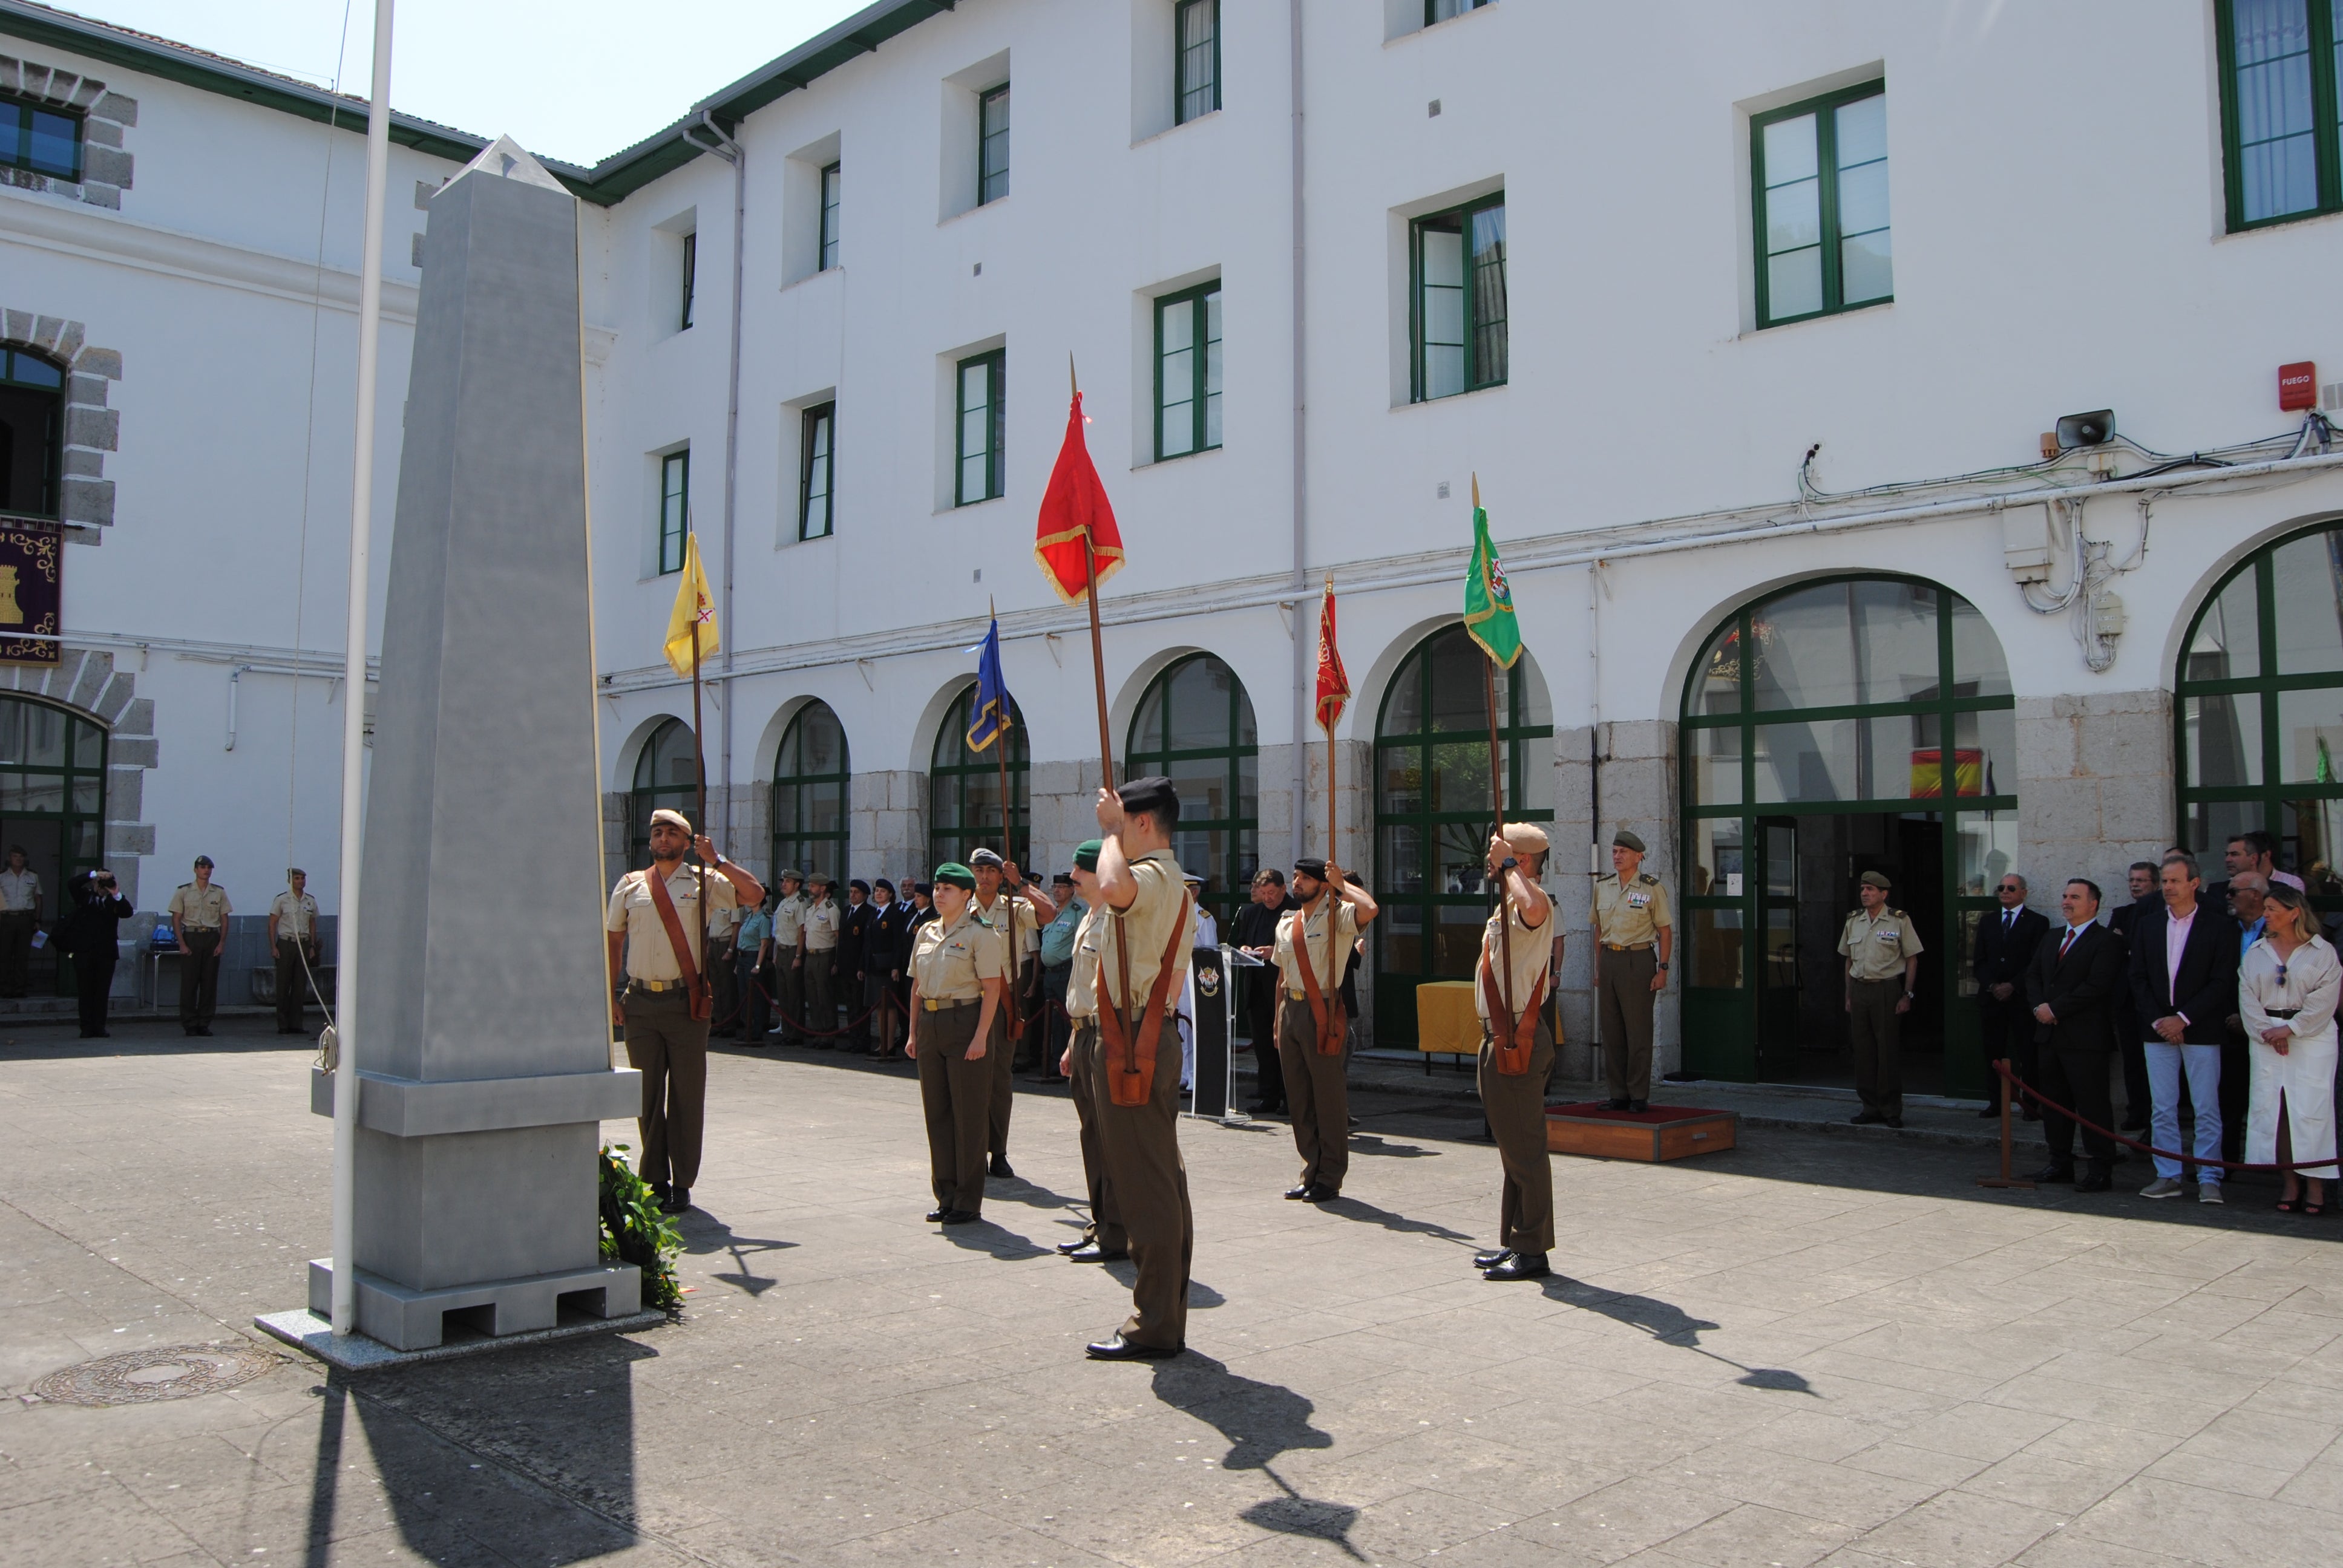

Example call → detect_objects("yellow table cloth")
1414 979 1482 1056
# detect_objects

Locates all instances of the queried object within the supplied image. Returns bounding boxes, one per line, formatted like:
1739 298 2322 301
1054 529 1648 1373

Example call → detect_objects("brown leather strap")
645 868 711 1021
1291 900 1346 1056
1479 945 1545 1077
1099 889 1192 1106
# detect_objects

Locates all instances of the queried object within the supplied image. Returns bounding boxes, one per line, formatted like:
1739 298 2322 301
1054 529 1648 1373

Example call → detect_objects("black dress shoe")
2029 1164 2077 1184
1978 1104 2004 1119
1306 1185 1339 1203
1607 1097 1631 1111
1065 1243 1129 1263
1483 1251 1551 1281
1086 1333 1181 1361
925 1207 951 1222
939 1209 981 1224
2075 1167 2113 1193
1849 1111 1886 1125
1884 1117 1904 1129
1283 1184 1314 1200
1628 1100 1649 1113
1056 1236 1093 1255
989 1155 1015 1179
661 1187 690 1214
1472 1249 1514 1269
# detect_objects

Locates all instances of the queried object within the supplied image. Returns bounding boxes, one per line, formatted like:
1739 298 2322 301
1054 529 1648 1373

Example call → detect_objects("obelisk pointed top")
453 134 568 195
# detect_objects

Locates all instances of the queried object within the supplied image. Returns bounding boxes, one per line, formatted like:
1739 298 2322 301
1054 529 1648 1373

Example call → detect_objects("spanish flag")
663 534 719 679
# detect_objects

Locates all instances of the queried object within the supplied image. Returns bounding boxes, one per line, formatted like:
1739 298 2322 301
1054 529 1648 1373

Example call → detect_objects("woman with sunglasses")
2240 882 2339 1214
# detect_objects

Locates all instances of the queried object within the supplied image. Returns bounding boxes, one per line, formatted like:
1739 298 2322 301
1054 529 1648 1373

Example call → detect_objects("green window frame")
2216 0 2343 230
0 347 65 519
1426 0 1494 22
680 231 696 330
799 402 835 541
930 682 1029 869
1410 193 1507 402
955 350 1005 506
2176 520 2343 899
1751 81 1892 328
0 94 80 181
658 449 689 575
1176 0 1221 125
628 719 700 869
819 162 842 270
1153 281 1223 461
772 701 850 887
978 82 1011 206
1372 625 1553 1046
1126 653 1257 935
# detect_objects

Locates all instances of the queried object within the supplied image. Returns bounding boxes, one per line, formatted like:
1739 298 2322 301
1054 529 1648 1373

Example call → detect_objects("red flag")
1032 391 1125 603
1315 577 1350 732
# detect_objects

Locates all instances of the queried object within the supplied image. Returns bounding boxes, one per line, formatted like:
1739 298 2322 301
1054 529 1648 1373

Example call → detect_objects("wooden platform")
1545 1101 1738 1162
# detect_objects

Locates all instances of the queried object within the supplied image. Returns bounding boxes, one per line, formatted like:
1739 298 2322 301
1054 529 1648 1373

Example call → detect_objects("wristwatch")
1656 961 1670 970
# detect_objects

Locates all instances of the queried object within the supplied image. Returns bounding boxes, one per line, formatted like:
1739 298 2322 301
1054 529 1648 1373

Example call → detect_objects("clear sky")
62 0 871 165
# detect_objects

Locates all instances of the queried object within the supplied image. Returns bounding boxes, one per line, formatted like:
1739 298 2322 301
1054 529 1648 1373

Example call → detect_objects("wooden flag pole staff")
690 613 708 1010
1074 356 1116 791
1475 477 1516 1019
995 699 1020 1039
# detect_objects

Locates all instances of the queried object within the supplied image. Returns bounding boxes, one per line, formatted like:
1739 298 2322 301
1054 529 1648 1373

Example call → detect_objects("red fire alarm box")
2281 361 2318 411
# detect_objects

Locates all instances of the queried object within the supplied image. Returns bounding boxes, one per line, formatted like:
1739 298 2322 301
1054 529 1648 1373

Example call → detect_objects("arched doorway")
1126 653 1258 932
0 347 64 518
1680 576 2014 1091
929 682 1029 869
770 701 849 884
0 694 106 995
628 719 698 869
1372 625 1553 1045
2178 520 2343 901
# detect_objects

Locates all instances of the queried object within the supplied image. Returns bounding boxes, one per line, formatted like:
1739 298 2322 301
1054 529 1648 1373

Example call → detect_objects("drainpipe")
687 110 746 852
1287 0 1308 862
225 665 252 751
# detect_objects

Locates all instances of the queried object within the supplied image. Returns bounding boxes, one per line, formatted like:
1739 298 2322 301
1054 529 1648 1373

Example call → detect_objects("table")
1413 979 1480 1072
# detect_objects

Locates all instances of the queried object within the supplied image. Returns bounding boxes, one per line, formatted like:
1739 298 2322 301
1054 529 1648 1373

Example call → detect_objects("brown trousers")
274 938 312 1033
1849 977 1905 1119
624 985 709 1192
1479 1014 1556 1253
1596 945 1657 1100
1277 995 1350 1193
917 1001 989 1213
1066 1019 1125 1250
987 958 1024 1157
179 927 222 1028
1090 1004 1193 1350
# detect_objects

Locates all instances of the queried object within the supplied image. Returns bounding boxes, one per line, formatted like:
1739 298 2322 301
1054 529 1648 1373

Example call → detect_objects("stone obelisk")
304 136 641 1351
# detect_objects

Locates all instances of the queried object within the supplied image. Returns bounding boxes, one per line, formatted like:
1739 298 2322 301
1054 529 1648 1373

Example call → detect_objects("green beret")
1073 838 1104 872
1613 829 1647 854
933 863 977 891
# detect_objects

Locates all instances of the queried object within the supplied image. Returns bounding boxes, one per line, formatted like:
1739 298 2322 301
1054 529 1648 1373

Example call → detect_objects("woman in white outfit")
2239 882 2339 1215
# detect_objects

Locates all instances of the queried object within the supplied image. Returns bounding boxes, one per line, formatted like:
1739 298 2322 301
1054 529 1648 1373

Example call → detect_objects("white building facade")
7 0 2343 1094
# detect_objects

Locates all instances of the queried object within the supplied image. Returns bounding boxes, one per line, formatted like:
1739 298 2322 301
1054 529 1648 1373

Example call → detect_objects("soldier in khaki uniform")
1476 824 1558 1281
267 870 320 1035
803 874 842 1040
605 809 764 1214
969 846 1057 1178
166 856 230 1036
1592 829 1673 1111
1085 776 1195 1361
767 871 808 1043
1273 855 1378 1202
1838 868 1923 1127
1054 840 1126 1262
905 863 1006 1225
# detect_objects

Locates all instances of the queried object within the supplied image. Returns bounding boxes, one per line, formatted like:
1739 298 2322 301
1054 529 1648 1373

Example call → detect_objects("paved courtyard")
2 1023 2340 1567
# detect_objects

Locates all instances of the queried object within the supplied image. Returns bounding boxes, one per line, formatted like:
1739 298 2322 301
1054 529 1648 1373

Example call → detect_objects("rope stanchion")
1976 1058 2034 1191
724 968 882 1041
1985 1058 2340 1177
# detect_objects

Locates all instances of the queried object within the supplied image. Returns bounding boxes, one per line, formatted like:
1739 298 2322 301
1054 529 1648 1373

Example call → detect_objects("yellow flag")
663 534 718 678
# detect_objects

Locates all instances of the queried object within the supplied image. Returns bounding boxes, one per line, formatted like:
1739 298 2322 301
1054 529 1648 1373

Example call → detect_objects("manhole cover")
31 1344 277 1406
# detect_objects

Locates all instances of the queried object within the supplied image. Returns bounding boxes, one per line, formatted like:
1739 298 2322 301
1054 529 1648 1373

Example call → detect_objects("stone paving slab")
0 1022 2338 1566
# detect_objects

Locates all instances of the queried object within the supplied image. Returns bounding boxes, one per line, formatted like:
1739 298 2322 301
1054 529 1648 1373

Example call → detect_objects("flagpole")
1072 356 1115 791
1323 574 1336 865
691 609 708 1009
1475 477 1516 1023
330 0 396 1339
991 600 1021 1043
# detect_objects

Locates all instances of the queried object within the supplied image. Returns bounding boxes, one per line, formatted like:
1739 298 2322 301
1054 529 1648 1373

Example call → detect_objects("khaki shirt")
706 900 739 945
0 867 38 913
975 890 1046 967
1593 871 1672 947
270 891 319 943
1476 897 1555 1021
1838 906 1924 982
606 862 740 981
909 907 1006 1002
168 881 230 931
1273 897 1359 998
1097 848 1192 1014
804 898 841 952
1065 904 1109 1019
770 891 810 947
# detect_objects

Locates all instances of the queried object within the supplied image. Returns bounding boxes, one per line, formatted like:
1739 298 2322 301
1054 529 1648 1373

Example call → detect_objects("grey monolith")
305 136 640 1351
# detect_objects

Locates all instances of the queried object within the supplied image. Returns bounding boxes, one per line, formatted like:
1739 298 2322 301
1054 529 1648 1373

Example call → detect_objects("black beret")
1293 857 1328 880
969 847 1004 868
1118 774 1181 823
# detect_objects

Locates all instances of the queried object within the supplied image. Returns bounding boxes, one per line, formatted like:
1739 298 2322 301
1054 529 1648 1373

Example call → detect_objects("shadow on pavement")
1316 1194 1476 1248
1150 1352 1360 1560
1347 1134 1440 1158
940 1218 1054 1260
677 1213 798 1297
1541 1274 1816 1396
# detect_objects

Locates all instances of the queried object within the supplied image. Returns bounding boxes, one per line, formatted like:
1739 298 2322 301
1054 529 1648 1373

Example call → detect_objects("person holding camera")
60 868 131 1038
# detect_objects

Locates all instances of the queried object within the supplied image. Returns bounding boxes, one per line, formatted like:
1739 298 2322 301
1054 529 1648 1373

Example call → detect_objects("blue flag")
968 610 1012 752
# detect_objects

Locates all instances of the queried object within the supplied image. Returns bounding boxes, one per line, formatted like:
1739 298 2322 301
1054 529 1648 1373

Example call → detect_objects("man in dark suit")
1973 872 2050 1119
2128 853 2241 1203
1231 869 1299 1114
2025 878 2126 1191
866 878 912 1058
2105 861 2160 1131
839 880 877 1046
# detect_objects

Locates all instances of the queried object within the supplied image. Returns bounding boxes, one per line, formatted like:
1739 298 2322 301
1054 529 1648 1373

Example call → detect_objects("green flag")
1462 480 1522 668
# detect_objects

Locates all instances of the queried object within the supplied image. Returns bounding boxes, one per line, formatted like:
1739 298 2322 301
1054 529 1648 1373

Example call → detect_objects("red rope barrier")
729 967 884 1040
1994 1059 2338 1177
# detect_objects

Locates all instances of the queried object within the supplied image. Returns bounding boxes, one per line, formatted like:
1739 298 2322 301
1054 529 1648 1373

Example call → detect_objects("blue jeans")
2146 1040 2224 1182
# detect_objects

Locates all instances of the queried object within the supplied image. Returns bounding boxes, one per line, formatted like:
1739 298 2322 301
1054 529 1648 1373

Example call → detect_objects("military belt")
923 996 978 1012
629 976 689 994
1603 942 1653 952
